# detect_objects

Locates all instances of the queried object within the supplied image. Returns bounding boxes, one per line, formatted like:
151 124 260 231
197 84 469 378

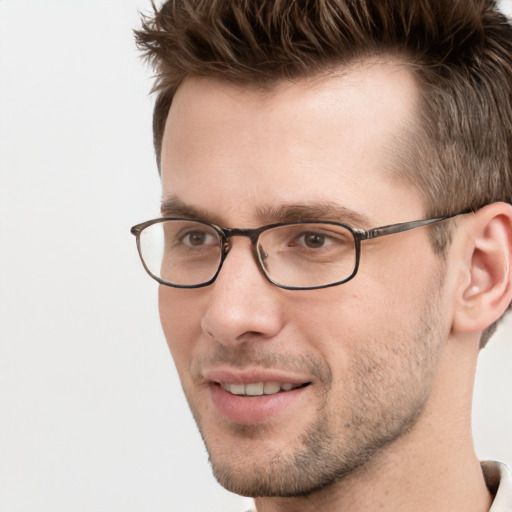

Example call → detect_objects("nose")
200 237 285 347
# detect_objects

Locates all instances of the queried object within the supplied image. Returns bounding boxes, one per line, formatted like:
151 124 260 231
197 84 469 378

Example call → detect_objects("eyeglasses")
130 212 466 290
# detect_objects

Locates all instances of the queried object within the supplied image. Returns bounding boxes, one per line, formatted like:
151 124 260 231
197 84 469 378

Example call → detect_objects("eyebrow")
161 196 373 228
255 203 373 228
161 197 227 225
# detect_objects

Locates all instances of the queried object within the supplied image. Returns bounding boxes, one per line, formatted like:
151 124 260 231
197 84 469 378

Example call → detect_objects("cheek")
293 265 433 356
355 242 440 319
158 286 206 365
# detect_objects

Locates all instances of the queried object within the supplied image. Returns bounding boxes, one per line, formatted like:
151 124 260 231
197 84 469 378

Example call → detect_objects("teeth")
220 381 303 396
245 383 264 396
229 383 245 395
263 382 281 394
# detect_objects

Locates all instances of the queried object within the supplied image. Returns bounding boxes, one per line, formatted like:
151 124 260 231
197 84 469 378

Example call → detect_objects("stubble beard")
187 281 445 498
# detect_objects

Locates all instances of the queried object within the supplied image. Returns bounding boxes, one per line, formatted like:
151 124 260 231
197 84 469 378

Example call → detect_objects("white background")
0 1 510 511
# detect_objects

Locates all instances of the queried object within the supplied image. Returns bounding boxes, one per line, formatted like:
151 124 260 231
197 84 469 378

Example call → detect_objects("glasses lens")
138 220 222 286
257 223 356 288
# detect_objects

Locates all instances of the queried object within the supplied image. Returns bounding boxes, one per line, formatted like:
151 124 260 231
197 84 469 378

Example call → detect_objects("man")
131 1 512 510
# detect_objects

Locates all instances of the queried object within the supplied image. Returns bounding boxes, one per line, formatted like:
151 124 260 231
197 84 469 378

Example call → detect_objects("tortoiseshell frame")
131 210 470 290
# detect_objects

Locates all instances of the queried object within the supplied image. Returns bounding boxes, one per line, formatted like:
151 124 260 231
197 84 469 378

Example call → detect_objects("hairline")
155 53 431 196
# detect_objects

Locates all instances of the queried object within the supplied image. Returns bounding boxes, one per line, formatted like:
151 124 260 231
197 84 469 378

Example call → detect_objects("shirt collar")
482 461 512 511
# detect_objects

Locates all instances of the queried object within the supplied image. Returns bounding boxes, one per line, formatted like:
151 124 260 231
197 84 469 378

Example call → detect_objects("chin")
202 411 415 498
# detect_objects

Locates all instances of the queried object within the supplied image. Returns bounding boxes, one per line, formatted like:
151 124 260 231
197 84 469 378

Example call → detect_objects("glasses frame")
130 210 469 290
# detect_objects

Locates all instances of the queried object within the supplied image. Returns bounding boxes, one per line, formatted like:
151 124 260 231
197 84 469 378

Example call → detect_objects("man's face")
158 62 450 497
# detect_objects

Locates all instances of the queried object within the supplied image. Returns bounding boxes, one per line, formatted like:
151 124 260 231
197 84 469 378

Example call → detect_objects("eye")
293 230 346 250
299 232 329 249
180 229 217 247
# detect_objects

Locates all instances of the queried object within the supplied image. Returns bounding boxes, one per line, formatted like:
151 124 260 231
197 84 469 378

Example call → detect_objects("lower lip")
209 384 309 424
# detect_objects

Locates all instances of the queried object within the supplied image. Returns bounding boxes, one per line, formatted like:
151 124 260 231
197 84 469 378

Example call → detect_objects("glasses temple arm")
360 209 473 241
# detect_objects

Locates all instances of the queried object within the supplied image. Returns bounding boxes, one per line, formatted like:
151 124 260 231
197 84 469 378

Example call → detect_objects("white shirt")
483 461 512 512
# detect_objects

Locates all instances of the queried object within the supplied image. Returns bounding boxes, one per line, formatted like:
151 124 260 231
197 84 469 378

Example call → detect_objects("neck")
254 425 491 512
254 336 492 512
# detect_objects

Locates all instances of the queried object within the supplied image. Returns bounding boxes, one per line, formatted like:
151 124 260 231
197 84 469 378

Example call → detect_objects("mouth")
207 373 313 423
217 381 311 397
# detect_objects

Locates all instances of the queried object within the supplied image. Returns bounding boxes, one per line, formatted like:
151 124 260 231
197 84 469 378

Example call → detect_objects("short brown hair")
135 0 512 346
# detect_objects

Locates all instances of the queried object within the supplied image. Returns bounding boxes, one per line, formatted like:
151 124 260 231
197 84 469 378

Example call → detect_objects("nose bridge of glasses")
221 227 261 247
220 227 266 270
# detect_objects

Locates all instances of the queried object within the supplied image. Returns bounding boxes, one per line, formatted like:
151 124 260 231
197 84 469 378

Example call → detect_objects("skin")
158 61 500 511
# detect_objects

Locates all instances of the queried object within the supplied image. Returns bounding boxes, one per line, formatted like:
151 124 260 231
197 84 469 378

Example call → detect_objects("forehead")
160 60 423 225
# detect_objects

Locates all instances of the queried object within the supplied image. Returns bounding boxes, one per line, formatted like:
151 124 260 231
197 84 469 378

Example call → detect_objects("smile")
219 382 309 396
208 376 312 423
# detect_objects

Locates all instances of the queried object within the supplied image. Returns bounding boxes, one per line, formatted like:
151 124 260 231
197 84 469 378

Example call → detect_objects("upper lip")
202 367 312 386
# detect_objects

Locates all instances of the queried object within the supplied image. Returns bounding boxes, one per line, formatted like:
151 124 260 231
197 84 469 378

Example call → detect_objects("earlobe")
453 202 512 334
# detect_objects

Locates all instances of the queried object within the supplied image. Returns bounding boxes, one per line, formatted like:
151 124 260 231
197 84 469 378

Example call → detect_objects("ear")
452 202 512 335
